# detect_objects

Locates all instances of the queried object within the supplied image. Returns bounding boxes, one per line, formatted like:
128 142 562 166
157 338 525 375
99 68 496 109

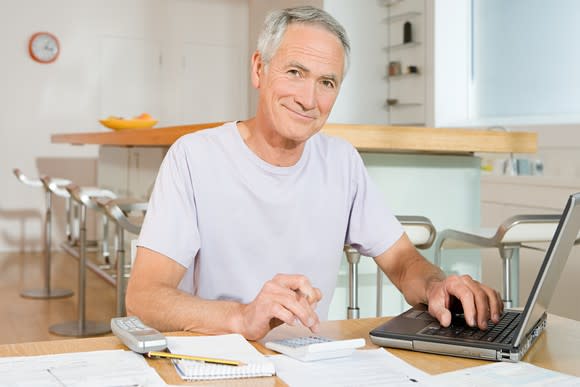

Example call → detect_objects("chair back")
498 214 580 244
396 215 436 249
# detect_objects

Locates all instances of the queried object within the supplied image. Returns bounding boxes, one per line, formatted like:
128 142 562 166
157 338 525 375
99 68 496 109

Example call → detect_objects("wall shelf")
385 100 423 108
386 73 421 80
382 0 404 7
385 11 422 23
385 41 421 51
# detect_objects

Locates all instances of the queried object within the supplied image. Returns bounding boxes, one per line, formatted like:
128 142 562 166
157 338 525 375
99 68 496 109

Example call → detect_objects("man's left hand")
426 274 504 330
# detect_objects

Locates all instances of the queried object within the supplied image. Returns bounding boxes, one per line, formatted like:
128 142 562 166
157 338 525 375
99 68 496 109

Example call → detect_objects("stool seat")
100 199 147 233
434 214 580 308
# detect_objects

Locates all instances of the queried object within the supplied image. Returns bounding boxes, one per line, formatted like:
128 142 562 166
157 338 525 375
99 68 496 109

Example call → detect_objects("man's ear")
250 51 263 89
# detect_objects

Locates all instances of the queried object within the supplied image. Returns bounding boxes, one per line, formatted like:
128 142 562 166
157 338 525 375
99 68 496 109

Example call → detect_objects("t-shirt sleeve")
344 148 404 258
137 139 200 268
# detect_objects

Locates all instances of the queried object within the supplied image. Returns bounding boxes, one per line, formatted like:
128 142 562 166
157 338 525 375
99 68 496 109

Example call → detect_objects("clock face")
29 32 60 63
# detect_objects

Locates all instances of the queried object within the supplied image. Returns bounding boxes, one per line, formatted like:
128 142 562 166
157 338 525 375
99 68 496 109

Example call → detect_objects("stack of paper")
0 349 166 387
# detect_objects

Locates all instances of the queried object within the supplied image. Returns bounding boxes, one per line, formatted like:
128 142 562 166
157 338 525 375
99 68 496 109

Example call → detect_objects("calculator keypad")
275 336 332 348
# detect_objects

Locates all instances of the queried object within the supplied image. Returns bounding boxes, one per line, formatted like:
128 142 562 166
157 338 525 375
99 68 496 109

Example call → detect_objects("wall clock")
28 32 60 64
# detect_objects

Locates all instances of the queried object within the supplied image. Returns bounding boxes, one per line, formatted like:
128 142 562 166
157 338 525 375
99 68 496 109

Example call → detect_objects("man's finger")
429 302 452 327
444 277 478 327
272 274 321 303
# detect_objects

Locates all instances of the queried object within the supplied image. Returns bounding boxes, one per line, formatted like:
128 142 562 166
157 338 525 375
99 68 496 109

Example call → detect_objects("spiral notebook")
166 334 276 381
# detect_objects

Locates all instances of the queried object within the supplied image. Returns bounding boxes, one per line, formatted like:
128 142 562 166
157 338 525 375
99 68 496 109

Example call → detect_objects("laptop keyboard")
421 311 521 345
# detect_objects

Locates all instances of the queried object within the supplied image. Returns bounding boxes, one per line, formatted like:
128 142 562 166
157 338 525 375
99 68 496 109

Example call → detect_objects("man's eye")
321 80 335 89
288 69 301 77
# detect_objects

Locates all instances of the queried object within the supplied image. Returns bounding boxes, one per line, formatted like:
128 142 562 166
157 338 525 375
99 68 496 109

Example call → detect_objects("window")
472 0 580 124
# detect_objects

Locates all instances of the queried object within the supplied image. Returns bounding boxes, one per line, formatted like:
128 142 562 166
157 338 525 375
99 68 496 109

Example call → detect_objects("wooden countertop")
1 315 578 386
51 122 537 154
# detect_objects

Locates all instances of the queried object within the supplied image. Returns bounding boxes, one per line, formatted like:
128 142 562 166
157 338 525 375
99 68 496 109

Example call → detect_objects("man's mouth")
283 105 317 121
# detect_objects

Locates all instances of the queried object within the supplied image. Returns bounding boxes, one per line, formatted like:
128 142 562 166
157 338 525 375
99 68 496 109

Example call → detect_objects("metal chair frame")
434 214 580 308
97 198 147 317
345 215 436 319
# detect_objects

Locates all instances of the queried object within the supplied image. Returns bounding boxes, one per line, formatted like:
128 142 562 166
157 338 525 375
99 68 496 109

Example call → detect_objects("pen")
147 351 244 366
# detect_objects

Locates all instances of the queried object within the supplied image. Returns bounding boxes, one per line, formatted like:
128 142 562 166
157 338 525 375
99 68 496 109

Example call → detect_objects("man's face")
252 23 345 145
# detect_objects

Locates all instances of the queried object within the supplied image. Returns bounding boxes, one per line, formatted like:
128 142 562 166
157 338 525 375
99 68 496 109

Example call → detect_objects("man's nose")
294 80 317 111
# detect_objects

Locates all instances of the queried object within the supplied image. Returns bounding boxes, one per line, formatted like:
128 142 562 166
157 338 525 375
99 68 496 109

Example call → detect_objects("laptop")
370 192 580 362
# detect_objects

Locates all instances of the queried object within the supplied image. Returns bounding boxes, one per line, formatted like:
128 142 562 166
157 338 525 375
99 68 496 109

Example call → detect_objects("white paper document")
270 348 435 387
431 361 580 387
0 349 166 387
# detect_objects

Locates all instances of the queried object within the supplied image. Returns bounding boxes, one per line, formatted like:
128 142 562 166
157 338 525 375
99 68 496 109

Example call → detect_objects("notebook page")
166 334 275 381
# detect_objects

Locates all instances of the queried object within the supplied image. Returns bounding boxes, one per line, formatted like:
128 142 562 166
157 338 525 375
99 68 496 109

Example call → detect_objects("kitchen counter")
51 122 536 154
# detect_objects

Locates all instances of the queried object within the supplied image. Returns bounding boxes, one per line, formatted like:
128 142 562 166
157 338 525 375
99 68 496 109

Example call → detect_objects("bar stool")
46 178 113 266
434 214 580 308
13 169 73 299
49 183 117 337
96 198 147 317
345 215 436 319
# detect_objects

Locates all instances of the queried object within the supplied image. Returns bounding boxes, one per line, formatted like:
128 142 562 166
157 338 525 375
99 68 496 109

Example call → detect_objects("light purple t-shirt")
137 122 403 318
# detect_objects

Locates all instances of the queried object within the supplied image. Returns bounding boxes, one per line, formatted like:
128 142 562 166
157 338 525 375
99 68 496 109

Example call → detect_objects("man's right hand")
236 274 322 340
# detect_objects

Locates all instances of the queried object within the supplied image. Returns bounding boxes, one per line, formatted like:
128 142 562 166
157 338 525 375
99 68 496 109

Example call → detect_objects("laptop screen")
514 193 580 346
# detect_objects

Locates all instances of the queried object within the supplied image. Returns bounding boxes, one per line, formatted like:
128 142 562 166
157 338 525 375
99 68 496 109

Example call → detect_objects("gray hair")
257 6 350 75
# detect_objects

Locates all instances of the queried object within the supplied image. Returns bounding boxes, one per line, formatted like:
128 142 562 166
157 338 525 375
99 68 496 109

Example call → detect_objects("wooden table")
1 315 577 386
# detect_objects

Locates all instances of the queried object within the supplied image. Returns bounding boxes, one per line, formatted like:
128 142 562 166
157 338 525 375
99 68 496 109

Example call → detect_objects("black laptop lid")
513 193 580 347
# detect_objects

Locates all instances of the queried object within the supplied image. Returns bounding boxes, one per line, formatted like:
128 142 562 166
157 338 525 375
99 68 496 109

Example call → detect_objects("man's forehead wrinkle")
276 47 343 80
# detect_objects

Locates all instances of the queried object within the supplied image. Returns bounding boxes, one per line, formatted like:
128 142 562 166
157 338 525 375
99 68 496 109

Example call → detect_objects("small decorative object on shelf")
388 61 402 76
386 98 399 106
408 65 419 74
403 21 413 43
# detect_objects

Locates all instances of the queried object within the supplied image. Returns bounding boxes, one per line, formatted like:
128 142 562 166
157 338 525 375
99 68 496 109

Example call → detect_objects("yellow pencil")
147 351 244 366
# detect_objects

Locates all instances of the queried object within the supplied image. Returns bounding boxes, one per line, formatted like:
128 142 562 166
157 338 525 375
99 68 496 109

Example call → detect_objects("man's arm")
125 247 321 340
374 234 503 329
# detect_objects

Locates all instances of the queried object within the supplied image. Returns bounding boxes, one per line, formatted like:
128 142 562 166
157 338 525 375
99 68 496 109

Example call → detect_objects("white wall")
324 0 389 125
0 0 249 252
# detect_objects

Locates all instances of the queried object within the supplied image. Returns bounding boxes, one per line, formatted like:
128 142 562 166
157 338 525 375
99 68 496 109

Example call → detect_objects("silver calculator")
111 316 167 354
265 336 365 362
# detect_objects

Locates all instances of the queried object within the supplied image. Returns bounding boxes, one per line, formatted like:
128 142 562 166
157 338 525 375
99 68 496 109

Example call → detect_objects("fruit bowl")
99 115 158 131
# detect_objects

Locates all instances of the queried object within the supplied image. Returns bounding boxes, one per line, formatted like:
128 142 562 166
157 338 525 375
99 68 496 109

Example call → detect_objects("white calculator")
265 336 365 362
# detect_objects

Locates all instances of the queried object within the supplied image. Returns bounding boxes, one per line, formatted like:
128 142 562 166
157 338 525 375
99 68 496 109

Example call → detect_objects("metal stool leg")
376 267 383 317
50 202 110 337
344 246 360 319
21 187 73 299
115 225 126 316
102 214 110 263
500 246 519 308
